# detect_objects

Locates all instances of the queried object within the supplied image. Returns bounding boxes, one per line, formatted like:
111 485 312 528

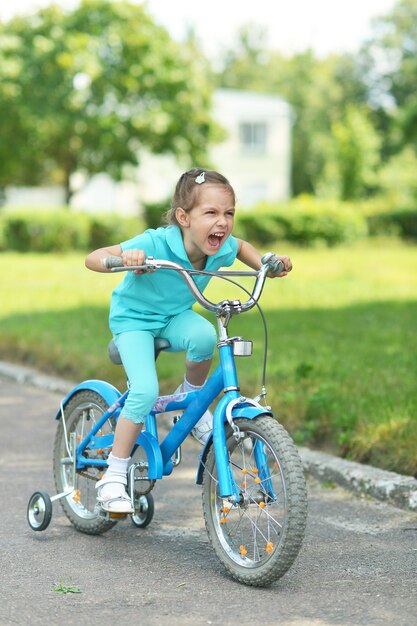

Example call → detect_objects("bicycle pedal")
96 505 129 520
108 512 128 520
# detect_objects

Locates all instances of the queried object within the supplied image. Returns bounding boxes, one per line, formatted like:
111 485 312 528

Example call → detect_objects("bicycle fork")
213 340 244 502
213 340 276 503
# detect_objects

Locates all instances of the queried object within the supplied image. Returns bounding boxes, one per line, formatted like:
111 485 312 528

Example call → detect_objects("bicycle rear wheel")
53 390 118 535
202 415 307 586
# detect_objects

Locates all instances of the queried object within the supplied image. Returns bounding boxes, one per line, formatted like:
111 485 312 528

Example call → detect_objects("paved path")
1 377 416 626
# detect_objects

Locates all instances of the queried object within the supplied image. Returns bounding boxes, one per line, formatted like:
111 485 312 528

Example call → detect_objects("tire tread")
202 415 307 586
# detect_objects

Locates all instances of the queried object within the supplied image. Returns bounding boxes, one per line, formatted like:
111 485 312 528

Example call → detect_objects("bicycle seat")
108 338 171 365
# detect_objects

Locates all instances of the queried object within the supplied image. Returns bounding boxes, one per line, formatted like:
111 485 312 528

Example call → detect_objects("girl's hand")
122 249 146 274
269 254 292 278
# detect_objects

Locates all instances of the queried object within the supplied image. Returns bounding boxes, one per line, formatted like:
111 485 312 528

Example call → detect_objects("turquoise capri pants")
113 309 217 424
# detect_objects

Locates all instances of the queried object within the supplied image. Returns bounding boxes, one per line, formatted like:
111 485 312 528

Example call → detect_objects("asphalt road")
1 377 416 626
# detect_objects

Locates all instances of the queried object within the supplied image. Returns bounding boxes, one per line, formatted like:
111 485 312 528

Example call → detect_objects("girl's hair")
165 168 236 226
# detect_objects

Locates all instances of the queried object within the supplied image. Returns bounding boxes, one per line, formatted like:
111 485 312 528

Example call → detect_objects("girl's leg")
111 418 143 459
114 330 159 428
97 330 159 512
161 309 216 367
161 310 217 443
185 358 212 387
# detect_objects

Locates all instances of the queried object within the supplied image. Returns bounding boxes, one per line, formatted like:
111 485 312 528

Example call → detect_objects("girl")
85 168 292 513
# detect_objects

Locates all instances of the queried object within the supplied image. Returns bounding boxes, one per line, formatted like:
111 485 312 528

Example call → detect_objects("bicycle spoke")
202 416 307 585
54 391 119 534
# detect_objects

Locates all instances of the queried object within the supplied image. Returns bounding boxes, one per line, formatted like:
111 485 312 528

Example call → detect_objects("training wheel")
131 493 154 528
27 491 53 531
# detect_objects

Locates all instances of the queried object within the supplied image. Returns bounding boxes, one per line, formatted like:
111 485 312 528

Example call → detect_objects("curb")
0 360 73 395
300 447 417 513
1 359 416 513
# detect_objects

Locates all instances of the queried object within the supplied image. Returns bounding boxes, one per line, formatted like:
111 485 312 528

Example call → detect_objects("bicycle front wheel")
202 415 307 586
53 390 117 535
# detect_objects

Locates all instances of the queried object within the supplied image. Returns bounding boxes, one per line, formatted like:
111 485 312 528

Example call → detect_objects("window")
239 122 268 154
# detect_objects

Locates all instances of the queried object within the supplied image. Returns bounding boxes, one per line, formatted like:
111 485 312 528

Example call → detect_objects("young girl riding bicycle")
85 168 292 514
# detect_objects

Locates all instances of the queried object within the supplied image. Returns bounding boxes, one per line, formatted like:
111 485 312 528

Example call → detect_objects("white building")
5 89 292 213
210 89 292 207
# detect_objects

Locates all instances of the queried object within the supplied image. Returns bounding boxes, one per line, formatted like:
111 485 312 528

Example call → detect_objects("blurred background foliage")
217 0 417 204
1 199 416 252
0 0 220 203
1 0 417 210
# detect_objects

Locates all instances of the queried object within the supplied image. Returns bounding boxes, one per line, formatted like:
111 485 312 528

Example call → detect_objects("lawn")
1 238 416 476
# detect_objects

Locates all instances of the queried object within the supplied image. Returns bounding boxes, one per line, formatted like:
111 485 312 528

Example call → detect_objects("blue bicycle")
27 254 307 587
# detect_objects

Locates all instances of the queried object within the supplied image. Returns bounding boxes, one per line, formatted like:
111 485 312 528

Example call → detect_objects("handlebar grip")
261 252 284 275
101 256 124 269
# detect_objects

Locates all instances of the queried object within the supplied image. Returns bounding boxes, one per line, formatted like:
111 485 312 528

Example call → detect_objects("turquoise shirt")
109 225 239 334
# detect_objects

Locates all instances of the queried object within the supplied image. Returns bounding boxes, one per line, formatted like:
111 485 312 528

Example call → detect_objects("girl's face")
176 185 235 266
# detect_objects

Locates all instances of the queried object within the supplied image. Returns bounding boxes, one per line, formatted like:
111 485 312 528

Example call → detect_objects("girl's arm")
85 245 146 273
85 244 123 273
236 239 292 277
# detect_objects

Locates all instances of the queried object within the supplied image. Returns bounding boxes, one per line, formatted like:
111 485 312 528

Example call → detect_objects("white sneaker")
174 383 213 445
191 413 213 445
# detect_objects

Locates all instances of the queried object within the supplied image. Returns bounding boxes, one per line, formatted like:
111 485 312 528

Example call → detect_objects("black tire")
27 491 52 531
53 390 118 535
202 415 307 587
131 493 154 528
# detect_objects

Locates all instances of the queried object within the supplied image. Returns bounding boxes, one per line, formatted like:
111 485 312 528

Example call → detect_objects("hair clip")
195 171 205 184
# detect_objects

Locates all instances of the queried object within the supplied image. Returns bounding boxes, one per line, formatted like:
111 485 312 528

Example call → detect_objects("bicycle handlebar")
101 253 283 315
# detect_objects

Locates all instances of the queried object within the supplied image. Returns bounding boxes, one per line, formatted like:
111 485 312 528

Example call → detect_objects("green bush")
87 214 145 248
394 210 417 239
234 212 284 243
237 197 368 246
0 218 5 252
2 209 90 252
366 207 417 240
2 197 415 254
143 199 170 229
0 209 145 252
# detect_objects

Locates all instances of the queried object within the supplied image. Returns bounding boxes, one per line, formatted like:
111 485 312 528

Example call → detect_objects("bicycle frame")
59 330 271 502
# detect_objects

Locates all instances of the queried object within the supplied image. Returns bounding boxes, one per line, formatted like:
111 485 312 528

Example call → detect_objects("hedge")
142 198 171 230
0 208 145 252
0 199 415 253
366 208 417 240
235 197 368 246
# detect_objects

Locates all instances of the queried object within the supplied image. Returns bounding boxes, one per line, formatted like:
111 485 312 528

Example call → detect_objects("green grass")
1 239 416 476
52 578 82 594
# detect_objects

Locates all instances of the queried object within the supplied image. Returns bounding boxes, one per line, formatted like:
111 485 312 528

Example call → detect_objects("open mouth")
208 232 225 249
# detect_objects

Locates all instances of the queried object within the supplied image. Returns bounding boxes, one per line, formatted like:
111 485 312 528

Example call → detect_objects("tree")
317 106 381 200
377 146 417 208
217 24 272 91
216 28 370 196
360 0 417 151
0 0 219 202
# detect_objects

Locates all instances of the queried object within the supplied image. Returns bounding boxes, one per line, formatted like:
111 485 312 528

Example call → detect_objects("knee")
186 322 217 362
122 379 159 424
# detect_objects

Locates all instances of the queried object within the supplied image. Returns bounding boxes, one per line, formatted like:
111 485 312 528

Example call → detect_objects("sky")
0 0 398 57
